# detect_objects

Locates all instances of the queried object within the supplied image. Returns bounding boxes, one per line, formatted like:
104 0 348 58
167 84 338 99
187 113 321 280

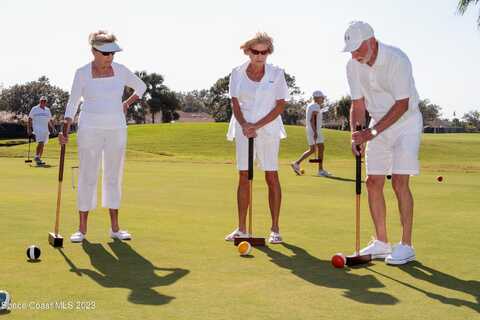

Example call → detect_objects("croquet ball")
331 253 346 268
437 176 443 182
300 169 305 175
238 241 252 256
386 175 392 180
26 245 41 261
0 290 11 311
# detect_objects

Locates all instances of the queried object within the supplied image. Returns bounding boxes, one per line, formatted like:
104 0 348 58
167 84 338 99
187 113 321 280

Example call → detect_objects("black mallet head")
48 232 63 248
346 254 372 267
234 237 266 247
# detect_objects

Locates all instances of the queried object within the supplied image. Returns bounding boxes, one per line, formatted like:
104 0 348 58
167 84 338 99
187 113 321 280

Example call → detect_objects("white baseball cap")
342 21 374 52
92 42 122 53
312 90 325 98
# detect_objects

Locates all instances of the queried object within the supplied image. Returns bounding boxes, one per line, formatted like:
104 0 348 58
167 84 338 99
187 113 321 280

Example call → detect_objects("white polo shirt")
28 105 52 133
346 41 421 125
226 62 289 140
305 103 325 135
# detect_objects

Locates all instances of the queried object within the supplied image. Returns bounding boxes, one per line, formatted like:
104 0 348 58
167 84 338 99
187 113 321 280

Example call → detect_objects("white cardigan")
64 62 146 129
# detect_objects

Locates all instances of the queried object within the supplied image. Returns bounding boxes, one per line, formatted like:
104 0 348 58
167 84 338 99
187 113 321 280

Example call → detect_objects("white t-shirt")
227 62 290 140
28 105 52 133
64 62 147 129
305 103 325 135
346 41 421 125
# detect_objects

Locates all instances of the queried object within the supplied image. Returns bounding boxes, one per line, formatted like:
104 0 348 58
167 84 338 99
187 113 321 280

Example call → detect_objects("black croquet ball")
0 290 11 311
26 245 41 261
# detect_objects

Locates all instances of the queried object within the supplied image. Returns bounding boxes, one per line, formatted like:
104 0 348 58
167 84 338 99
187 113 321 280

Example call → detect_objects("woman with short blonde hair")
59 30 146 243
240 32 274 55
225 32 289 244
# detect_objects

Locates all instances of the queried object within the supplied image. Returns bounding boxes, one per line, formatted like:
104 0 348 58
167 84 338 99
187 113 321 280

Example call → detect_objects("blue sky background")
1 0 478 118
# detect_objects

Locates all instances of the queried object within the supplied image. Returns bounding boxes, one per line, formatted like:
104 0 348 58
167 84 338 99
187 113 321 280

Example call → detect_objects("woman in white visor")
59 30 146 243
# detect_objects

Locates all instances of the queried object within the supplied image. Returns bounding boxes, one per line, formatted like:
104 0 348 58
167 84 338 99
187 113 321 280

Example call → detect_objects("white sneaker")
290 162 301 175
70 231 85 243
359 238 392 259
385 243 416 265
268 231 283 244
110 229 132 240
318 170 331 177
224 228 249 241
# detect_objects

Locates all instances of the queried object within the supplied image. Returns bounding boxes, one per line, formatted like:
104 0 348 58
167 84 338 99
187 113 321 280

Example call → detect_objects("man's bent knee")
366 175 385 191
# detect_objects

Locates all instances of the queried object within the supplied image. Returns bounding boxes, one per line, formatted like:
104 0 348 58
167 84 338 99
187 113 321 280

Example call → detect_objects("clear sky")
0 0 478 118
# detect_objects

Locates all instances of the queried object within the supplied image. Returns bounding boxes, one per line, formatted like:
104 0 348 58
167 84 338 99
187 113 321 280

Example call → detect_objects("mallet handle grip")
248 137 254 235
248 137 254 180
355 124 362 254
58 122 68 182
54 121 68 235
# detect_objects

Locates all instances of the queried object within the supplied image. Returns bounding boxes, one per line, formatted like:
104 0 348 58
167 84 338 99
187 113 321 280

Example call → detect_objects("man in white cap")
27 96 55 165
343 21 423 265
291 90 331 177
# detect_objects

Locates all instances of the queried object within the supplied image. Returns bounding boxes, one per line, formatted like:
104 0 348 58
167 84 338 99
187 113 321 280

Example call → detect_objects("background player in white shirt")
345 21 423 265
291 90 331 177
27 96 55 165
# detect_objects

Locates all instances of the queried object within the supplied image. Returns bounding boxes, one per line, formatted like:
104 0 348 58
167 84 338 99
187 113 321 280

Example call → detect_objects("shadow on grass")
58 240 189 305
258 242 398 305
368 261 479 313
322 175 357 183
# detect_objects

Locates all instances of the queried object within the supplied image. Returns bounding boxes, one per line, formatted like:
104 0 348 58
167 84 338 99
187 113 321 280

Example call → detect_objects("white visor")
92 42 122 53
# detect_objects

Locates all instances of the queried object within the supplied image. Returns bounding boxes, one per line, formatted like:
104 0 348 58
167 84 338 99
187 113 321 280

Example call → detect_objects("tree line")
1 72 479 132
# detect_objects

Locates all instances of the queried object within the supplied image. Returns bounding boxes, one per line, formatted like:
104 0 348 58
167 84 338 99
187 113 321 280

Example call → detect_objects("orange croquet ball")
238 241 252 256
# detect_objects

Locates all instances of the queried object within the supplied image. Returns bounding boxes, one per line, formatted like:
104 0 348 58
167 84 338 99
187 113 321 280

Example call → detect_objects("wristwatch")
370 128 378 137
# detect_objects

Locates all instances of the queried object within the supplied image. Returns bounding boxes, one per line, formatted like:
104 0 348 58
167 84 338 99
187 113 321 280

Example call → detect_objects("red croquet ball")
437 176 443 182
331 253 346 268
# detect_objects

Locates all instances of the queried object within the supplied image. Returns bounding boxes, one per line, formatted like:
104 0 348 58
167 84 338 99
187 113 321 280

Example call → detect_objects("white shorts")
306 129 324 145
235 133 280 171
34 131 49 144
366 115 422 176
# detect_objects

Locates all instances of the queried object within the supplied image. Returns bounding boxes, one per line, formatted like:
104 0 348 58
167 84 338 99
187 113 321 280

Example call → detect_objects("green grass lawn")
0 123 478 320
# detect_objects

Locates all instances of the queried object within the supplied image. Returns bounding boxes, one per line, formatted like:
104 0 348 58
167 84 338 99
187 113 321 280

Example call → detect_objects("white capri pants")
77 127 127 211
235 132 280 171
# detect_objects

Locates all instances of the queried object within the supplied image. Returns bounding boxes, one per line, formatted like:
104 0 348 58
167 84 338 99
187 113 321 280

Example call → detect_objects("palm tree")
457 0 480 27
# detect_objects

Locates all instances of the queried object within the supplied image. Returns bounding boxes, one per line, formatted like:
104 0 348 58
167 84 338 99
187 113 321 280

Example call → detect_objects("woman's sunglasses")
250 49 269 56
94 48 115 56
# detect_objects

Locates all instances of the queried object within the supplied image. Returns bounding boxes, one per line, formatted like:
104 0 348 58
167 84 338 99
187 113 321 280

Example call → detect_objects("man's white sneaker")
110 229 132 240
318 170 331 177
70 231 85 243
359 238 392 259
224 228 249 241
385 243 416 265
268 231 283 244
290 162 301 175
